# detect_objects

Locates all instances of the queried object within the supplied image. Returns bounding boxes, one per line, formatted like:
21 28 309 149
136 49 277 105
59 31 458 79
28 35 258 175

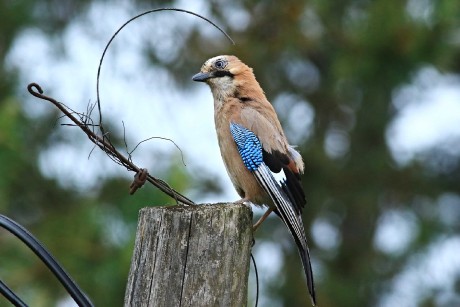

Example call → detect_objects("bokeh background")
1 0 460 306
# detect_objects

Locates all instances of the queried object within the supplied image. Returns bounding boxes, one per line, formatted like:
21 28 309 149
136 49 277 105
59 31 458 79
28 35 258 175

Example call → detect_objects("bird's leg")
253 207 274 232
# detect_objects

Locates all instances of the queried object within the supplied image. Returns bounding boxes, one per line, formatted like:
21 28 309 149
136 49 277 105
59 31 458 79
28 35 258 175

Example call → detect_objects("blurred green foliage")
1 0 460 306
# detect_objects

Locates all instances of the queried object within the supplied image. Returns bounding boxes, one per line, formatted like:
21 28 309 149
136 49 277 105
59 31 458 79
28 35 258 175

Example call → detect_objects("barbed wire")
27 83 195 205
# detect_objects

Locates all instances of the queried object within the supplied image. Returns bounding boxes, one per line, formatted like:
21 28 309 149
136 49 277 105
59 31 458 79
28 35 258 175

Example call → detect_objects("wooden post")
124 203 253 307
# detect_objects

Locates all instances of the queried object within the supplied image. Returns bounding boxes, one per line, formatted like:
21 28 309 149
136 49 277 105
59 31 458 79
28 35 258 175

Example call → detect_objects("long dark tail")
292 217 316 306
254 164 316 305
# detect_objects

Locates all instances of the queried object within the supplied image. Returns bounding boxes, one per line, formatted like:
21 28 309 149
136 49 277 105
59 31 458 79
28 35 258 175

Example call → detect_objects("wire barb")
130 168 149 195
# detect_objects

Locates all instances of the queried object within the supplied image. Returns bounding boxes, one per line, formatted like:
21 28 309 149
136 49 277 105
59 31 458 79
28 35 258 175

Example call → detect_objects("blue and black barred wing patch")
230 123 263 171
229 122 307 244
230 123 305 213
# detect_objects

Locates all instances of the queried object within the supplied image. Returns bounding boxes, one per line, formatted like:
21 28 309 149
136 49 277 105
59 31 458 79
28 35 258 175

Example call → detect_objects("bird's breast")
215 108 269 206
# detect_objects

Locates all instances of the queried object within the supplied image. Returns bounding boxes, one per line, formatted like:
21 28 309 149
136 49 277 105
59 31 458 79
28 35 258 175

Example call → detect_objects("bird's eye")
214 59 226 69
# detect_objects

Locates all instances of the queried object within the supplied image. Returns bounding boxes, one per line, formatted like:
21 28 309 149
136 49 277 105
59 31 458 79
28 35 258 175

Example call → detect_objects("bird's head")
192 55 262 101
192 55 245 83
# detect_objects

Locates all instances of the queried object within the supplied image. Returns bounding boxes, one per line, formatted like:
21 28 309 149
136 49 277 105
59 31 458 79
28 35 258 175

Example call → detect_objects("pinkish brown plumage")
193 55 316 305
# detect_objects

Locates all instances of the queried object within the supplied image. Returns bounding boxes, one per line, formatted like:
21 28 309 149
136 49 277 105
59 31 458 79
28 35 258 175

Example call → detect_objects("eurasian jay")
192 55 316 305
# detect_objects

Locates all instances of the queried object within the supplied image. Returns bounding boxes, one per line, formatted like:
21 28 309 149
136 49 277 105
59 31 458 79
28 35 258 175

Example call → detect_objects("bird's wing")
238 107 306 213
229 122 316 305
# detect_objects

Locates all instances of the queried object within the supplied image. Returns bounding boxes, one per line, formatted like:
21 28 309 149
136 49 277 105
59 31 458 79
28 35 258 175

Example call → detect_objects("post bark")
124 203 253 307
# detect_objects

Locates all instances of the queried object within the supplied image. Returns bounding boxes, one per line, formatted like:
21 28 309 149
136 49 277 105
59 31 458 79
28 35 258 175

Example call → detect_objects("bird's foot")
234 198 252 206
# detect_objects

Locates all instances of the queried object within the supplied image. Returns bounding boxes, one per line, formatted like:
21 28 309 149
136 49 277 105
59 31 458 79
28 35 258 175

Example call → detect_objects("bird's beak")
192 72 211 82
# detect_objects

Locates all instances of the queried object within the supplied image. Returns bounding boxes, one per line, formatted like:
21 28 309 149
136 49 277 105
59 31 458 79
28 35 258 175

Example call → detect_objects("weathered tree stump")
124 203 253 307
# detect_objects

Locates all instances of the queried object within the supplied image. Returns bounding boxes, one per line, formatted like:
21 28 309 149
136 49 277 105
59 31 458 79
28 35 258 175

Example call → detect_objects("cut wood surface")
124 203 253 307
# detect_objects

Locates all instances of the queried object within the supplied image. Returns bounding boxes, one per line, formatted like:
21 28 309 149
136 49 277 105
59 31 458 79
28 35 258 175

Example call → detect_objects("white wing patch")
271 168 287 184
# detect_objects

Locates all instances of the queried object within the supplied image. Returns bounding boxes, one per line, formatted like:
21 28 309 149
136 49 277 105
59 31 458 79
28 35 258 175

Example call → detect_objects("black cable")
0 279 28 307
0 214 94 307
250 253 259 307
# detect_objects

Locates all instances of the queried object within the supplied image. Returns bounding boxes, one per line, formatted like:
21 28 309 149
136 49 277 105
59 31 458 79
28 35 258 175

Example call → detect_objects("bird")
192 55 316 305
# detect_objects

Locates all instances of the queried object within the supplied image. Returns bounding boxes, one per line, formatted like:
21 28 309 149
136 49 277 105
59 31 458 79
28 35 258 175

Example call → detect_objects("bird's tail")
254 165 316 305
293 220 316 306
274 207 316 306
